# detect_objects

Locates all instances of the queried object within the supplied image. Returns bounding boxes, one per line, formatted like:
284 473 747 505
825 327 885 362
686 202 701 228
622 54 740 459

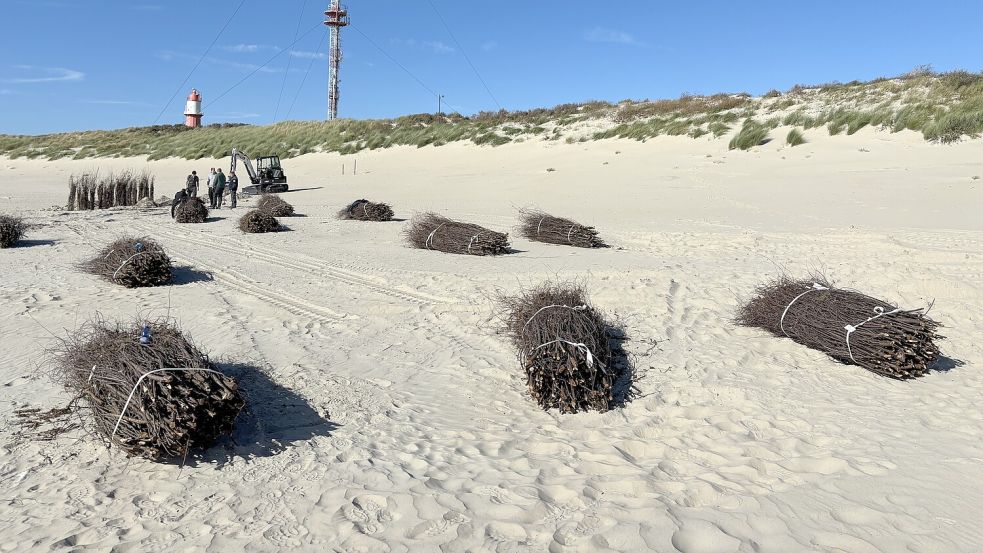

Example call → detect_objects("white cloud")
584 28 645 46
222 44 279 54
424 41 455 54
481 40 498 52
156 51 282 74
1 66 85 84
289 50 327 60
390 38 455 54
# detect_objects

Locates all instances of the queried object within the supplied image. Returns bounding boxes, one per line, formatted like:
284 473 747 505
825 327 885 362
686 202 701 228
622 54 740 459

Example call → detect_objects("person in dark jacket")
213 168 227 209
185 171 199 197
171 189 189 218
227 171 239 208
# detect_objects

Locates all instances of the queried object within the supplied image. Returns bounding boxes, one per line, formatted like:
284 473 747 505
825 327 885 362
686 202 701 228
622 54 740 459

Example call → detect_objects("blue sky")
2 0 982 135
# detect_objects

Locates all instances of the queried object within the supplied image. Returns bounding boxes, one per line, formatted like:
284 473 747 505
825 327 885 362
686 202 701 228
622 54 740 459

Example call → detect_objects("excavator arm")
230 148 260 184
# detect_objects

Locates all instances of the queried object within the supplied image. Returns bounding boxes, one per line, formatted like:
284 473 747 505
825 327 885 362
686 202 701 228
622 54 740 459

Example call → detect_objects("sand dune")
1 129 981 552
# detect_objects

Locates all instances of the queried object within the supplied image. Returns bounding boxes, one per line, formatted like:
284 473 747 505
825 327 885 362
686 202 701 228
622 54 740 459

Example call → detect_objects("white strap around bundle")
425 223 447 250
522 304 587 333
110 367 227 445
113 252 146 282
844 306 902 363
537 217 546 235
779 282 828 337
533 339 605 372
567 225 576 244
467 232 482 254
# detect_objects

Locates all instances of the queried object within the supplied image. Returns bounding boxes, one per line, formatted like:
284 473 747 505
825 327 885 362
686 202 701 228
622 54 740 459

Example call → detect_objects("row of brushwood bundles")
173 193 605 255
32 232 945 463
8 193 948 462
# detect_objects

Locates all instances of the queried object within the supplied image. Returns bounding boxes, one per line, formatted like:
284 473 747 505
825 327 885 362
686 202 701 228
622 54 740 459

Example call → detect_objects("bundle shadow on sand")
82 236 172 288
239 210 281 233
737 276 944 379
175 197 208 223
257 194 295 217
518 209 607 248
50 318 244 461
500 282 630 413
338 199 394 221
406 213 510 256
0 215 28 248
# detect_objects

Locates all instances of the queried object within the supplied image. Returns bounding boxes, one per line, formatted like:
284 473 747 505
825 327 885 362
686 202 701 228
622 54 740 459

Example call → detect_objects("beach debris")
518 209 606 248
175 197 208 224
239 209 281 233
52 317 244 460
67 170 155 211
736 276 944 379
406 213 510 256
257 194 295 217
500 282 618 413
338 199 394 221
0 215 28 248
82 237 172 288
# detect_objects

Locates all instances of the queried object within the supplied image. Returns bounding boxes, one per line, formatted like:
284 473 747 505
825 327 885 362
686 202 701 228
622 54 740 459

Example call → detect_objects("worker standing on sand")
214 168 227 209
227 171 239 209
207 168 217 208
185 171 199 197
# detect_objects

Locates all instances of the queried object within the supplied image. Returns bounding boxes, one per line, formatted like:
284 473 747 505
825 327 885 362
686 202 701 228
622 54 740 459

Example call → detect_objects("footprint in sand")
406 511 470 539
341 495 393 535
263 523 309 548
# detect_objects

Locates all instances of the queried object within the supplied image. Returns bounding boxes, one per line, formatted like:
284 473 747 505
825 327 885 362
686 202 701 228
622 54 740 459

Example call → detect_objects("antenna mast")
324 0 350 120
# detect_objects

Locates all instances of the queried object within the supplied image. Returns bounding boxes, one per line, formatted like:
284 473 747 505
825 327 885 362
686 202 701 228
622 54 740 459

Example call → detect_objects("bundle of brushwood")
83 237 172 288
501 283 616 413
239 209 281 233
0 215 28 248
175 197 208 224
519 209 606 248
406 213 510 256
338 199 394 221
53 318 244 460
257 194 294 217
737 277 943 379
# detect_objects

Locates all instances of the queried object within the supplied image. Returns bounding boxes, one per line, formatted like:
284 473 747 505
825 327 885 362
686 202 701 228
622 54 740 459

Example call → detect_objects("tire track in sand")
68 221 348 323
133 222 455 306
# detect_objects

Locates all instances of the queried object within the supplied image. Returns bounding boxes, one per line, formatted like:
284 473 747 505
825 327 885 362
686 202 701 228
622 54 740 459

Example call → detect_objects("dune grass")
4 69 983 160
729 120 770 150
786 128 806 147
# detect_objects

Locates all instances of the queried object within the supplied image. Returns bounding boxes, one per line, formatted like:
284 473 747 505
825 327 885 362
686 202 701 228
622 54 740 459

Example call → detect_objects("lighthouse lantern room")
184 89 203 128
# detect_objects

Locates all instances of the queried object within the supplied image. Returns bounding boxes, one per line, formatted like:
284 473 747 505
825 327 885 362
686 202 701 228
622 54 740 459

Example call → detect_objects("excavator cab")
255 156 287 190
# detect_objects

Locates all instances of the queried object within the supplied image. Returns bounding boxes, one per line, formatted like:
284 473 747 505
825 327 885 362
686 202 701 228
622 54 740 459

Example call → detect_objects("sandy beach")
1 129 982 552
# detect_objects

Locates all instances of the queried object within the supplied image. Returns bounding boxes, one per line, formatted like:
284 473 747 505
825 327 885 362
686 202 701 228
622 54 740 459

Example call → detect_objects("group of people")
184 167 239 209
171 167 241 218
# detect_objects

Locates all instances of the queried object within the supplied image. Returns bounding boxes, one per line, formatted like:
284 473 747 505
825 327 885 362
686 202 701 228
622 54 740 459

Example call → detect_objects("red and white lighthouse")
184 89 203 128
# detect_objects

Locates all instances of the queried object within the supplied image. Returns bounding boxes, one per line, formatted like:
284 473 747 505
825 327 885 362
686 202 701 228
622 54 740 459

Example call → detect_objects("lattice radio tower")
324 0 350 120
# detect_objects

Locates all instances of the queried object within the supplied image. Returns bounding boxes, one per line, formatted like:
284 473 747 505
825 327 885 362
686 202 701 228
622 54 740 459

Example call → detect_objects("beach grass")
5 69 983 160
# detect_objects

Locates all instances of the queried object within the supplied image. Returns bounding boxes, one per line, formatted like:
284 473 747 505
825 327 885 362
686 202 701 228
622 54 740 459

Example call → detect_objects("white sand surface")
1 129 981 552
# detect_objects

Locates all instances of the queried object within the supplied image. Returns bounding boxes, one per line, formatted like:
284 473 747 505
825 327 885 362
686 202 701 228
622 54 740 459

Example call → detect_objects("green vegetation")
729 120 770 151
4 68 983 160
786 128 806 147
